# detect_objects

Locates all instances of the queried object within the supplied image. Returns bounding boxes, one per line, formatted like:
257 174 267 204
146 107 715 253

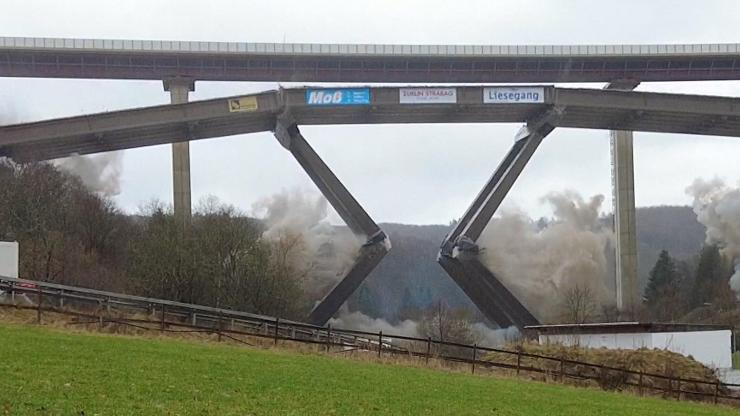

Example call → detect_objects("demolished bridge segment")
273 112 390 326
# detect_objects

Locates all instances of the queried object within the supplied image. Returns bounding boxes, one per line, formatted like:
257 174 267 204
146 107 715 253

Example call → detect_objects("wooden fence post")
98 300 104 328
676 379 681 401
36 285 42 324
516 351 521 376
377 331 383 358
425 337 431 365
559 358 565 382
217 312 223 342
638 372 644 396
471 344 477 374
326 325 331 352
714 380 720 404
274 318 279 346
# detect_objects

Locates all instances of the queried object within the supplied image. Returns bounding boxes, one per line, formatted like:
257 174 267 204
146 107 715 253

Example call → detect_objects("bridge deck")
2 85 740 161
2 37 739 82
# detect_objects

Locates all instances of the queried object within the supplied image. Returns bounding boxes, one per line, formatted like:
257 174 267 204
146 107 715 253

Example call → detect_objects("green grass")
0 323 733 415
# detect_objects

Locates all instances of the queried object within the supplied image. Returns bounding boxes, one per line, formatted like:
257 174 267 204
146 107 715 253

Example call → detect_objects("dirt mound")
486 342 732 403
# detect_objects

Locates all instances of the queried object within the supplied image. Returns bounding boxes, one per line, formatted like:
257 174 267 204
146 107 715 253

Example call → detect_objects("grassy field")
0 323 734 415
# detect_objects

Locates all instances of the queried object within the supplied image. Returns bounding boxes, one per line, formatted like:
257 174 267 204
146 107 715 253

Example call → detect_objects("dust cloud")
55 152 124 197
478 190 614 321
253 189 364 302
687 178 740 299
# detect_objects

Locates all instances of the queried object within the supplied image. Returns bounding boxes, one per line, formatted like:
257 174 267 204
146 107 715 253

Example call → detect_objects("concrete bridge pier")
163 78 195 225
606 80 640 316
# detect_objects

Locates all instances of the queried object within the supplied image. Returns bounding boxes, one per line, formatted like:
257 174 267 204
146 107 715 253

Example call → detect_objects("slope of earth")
0 323 733 415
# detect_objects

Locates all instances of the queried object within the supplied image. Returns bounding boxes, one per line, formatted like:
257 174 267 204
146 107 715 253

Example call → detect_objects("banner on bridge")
484 87 545 104
399 88 457 104
306 88 371 105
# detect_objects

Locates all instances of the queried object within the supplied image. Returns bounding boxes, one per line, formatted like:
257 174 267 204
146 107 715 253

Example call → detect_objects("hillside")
0 323 731 416
349 206 706 321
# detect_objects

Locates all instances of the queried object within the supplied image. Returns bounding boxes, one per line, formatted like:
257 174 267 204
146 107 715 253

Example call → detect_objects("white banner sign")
400 88 457 104
483 87 545 104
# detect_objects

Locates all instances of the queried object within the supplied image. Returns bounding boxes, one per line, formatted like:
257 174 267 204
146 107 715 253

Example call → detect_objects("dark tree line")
2 160 738 329
0 161 311 320
643 246 737 323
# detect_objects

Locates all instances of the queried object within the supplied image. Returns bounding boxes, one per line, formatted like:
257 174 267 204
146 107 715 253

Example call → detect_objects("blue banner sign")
306 88 371 105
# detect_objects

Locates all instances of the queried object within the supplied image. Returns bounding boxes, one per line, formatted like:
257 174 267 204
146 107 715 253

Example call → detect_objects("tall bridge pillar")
163 78 195 225
606 80 640 316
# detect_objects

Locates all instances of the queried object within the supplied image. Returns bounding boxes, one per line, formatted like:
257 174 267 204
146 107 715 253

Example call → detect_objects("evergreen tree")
644 250 682 320
691 244 725 308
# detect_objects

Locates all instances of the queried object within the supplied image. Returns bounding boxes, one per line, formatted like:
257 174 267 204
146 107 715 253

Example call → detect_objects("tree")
644 250 684 321
0 160 127 289
561 284 596 324
418 300 479 356
690 244 728 308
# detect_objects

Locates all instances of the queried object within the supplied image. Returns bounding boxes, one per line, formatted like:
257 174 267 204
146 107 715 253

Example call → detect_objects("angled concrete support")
274 114 390 326
438 108 564 330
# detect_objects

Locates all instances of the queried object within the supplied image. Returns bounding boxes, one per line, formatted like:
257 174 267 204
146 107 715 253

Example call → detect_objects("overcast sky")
2 0 740 224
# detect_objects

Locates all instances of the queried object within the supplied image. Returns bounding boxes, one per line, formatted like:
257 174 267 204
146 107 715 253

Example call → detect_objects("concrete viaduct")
3 36 740 323
3 85 740 328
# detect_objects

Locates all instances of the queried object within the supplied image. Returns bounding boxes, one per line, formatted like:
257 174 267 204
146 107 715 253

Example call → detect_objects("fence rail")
1 276 738 406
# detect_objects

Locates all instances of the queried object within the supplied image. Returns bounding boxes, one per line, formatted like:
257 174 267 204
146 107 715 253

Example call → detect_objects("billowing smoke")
478 190 614 321
472 323 520 346
253 189 364 302
329 310 517 347
55 152 123 196
686 178 740 299
329 308 419 337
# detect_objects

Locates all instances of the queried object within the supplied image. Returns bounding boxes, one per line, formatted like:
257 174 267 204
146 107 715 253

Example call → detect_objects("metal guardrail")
1 276 738 406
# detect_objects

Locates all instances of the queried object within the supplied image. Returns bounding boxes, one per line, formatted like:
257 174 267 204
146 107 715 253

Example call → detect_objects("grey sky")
2 0 740 224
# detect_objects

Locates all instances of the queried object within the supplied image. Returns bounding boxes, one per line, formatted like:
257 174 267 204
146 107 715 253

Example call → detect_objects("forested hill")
349 206 707 321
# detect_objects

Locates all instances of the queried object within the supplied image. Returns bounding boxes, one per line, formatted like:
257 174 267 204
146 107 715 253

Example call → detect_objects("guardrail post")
377 331 382 358
471 344 477 374
667 376 672 398
106 297 111 313
36 285 42 324
638 372 643 396
425 337 431 365
160 304 166 331
191 312 197 326
274 318 279 346
59 289 64 308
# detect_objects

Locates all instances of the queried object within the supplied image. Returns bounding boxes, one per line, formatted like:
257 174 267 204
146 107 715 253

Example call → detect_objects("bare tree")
561 284 596 324
418 301 480 356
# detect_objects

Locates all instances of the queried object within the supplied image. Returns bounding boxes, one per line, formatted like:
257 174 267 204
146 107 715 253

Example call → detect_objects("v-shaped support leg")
274 114 390 326
438 108 564 330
